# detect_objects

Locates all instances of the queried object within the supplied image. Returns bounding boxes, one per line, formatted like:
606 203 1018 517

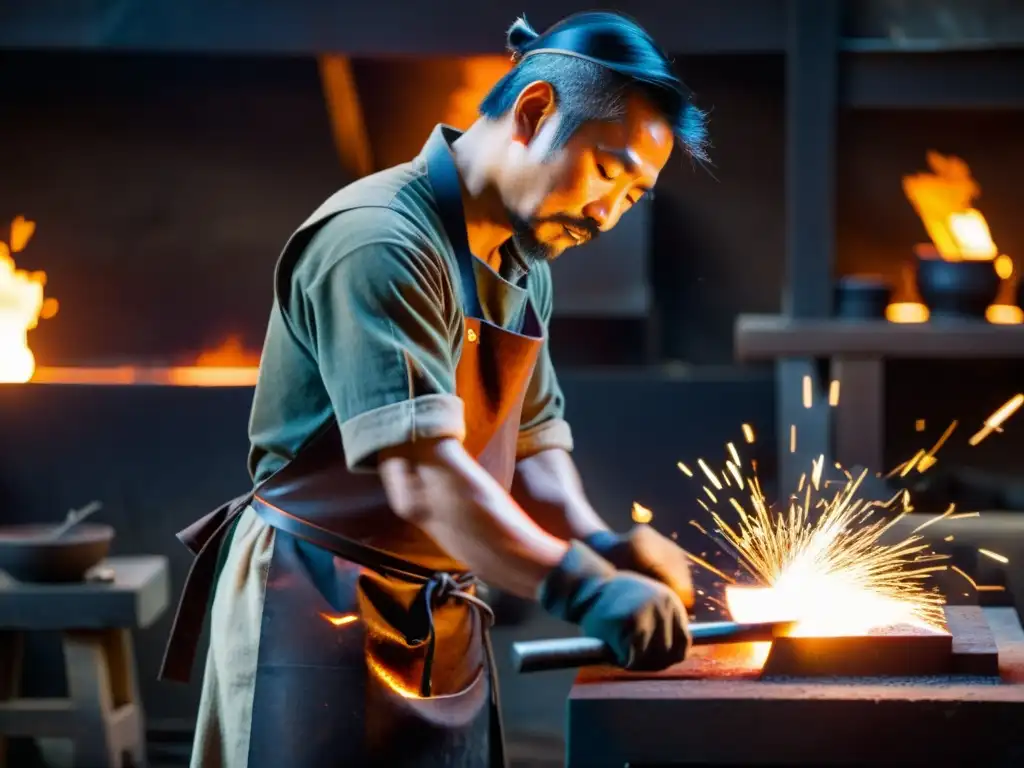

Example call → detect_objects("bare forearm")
379 438 568 599
512 448 610 541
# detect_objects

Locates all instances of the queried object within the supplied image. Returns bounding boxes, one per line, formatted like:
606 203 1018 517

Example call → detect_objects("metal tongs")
512 619 795 673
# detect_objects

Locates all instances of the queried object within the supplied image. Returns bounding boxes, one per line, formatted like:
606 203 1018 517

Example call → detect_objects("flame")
0 217 58 383
28 334 261 387
886 302 930 323
901 152 996 262
891 152 1021 324
192 335 261 368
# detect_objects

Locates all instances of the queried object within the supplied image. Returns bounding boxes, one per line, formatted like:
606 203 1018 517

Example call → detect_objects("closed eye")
597 163 613 181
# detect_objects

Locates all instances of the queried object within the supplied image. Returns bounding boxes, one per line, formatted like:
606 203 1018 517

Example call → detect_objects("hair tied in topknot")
506 16 539 60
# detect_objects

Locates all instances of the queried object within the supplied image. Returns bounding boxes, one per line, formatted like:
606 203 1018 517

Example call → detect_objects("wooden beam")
0 0 788 56
784 0 840 318
776 0 841 493
318 56 374 179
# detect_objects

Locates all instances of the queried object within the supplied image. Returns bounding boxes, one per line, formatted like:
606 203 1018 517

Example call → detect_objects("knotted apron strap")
159 491 254 683
418 574 507 768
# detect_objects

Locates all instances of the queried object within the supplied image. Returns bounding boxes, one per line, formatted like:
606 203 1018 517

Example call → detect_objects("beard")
507 209 601 267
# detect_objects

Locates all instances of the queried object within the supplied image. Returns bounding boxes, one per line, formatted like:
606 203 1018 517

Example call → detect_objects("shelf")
842 49 1024 109
735 314 1024 360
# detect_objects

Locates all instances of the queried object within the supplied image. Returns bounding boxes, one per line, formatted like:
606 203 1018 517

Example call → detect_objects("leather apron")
160 127 545 767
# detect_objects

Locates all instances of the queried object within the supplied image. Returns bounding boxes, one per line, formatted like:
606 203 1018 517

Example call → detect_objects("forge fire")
0 214 260 387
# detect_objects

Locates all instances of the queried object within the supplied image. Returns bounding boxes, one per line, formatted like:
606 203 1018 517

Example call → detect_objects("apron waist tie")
418 572 507 768
159 491 255 683
419 572 494 697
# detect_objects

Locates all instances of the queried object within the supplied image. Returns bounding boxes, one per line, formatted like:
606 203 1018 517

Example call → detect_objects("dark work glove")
538 541 691 671
586 526 695 610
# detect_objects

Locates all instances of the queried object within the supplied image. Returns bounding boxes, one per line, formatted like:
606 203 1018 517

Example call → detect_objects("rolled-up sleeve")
304 240 462 470
517 263 574 459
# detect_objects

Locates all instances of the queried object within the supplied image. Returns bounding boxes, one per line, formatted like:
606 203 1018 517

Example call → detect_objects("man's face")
503 89 674 263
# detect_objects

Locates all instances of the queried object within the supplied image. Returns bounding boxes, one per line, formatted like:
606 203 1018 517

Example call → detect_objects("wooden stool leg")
103 630 147 768
62 630 147 768
0 631 26 768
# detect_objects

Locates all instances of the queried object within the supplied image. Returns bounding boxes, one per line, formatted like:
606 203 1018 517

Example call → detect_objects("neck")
450 123 515 272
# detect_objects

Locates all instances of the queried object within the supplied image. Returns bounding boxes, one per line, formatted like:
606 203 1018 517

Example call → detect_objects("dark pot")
834 276 892 320
916 255 1000 321
0 523 114 582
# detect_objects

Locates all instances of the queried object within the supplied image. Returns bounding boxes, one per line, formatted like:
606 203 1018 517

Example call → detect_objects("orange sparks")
631 502 654 524
911 504 957 534
950 565 1006 593
726 442 741 465
949 511 981 520
828 380 840 407
978 548 1009 564
677 461 694 477
802 375 813 408
697 459 722 490
320 612 358 627
789 425 797 453
742 424 755 443
969 394 1024 446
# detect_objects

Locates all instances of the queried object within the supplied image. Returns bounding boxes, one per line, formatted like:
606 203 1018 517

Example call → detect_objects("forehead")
579 93 674 175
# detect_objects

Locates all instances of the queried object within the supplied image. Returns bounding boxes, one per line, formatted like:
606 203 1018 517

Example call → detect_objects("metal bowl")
834 275 892 320
916 254 1000 321
0 523 114 582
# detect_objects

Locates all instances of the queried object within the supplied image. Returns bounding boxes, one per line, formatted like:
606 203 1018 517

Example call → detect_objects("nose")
582 195 626 232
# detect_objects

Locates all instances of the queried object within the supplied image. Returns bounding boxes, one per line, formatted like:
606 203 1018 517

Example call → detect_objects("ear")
511 81 556 146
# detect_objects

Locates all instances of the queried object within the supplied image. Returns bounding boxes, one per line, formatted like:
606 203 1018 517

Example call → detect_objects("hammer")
511 619 795 673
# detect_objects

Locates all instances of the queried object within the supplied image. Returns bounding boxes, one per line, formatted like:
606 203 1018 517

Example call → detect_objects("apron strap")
424 130 485 320
159 491 254 682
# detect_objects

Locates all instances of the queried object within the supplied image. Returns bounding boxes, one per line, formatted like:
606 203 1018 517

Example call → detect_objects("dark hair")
479 12 709 163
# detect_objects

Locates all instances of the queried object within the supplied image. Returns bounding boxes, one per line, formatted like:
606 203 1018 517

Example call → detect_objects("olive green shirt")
247 129 572 482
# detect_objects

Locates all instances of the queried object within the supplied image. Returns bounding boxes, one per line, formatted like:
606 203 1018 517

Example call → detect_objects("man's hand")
538 541 691 671
585 526 695 610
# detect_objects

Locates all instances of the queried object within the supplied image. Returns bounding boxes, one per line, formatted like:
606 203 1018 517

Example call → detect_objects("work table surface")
565 607 1024 767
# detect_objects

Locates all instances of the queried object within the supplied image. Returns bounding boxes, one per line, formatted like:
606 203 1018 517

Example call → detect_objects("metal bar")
512 620 796 673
